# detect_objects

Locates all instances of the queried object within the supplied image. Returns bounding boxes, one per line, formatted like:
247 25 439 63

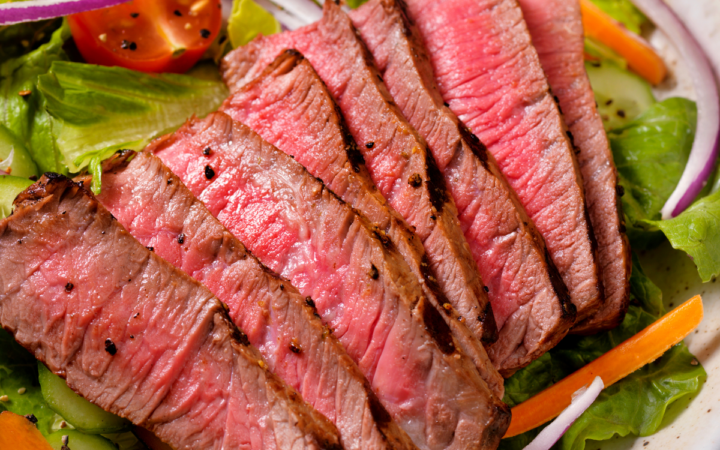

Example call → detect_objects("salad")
0 0 717 449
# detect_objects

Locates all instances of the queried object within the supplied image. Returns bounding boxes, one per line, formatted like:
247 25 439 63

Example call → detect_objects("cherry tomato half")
67 0 222 73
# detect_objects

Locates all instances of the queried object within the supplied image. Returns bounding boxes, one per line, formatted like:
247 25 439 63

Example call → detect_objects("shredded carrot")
504 295 703 438
580 0 667 85
0 411 54 450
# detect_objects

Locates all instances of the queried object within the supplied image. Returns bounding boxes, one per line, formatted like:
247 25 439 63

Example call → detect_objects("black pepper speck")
174 9 182 16
205 165 215 179
130 12 139 18
203 147 212 156
365 142 374 149
65 283 74 292
105 338 117 355
200 28 211 39
177 233 185 244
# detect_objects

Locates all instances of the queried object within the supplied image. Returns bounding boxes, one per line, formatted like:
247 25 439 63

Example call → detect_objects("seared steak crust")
518 0 631 333
87 151 415 450
351 0 576 373
402 0 603 325
0 175 342 450
220 50 503 394
221 1 499 374
148 112 511 450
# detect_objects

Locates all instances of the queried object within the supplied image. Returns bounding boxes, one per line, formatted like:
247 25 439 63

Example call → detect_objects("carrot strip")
0 411 53 450
504 295 703 438
580 0 667 85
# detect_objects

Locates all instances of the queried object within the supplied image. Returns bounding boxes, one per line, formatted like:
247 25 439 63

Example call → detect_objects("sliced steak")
85 151 415 450
148 112 511 450
0 174 342 450
220 50 504 393
517 0 631 333
401 0 603 323
221 1 499 365
350 0 575 373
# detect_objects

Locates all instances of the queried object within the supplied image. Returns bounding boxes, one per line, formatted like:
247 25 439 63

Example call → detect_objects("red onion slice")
0 0 128 26
524 376 605 450
629 0 720 219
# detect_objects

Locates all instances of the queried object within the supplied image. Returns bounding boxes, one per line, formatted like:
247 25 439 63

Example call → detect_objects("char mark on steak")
84 150 415 450
221 0 502 391
517 0 631 333
0 174 342 450
350 0 577 374
147 111 511 450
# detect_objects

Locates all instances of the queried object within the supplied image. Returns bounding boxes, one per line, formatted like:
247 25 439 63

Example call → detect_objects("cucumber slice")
0 175 32 219
38 363 131 434
585 60 656 131
0 123 39 179
46 430 117 450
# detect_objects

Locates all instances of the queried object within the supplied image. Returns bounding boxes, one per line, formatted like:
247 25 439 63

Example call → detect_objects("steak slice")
220 50 504 394
0 174 342 450
148 112 511 450
350 0 576 373
517 0 631 333
85 151 415 450
401 0 603 323
221 1 499 362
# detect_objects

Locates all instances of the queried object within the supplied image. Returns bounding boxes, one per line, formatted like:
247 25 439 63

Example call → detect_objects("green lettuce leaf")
345 0 370 8
646 190 720 282
0 18 62 64
609 98 697 247
0 329 60 437
589 0 647 34
0 175 32 219
0 20 70 175
37 61 228 193
227 0 281 48
500 254 705 450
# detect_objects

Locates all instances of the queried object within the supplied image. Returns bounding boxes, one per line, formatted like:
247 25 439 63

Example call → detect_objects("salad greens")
500 255 706 450
0 175 32 218
38 60 228 192
0 20 69 175
227 0 281 47
0 329 59 437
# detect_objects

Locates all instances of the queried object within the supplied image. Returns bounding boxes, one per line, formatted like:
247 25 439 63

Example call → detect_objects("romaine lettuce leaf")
500 254 705 450
609 98 697 247
38 61 228 193
647 190 720 282
0 329 60 437
0 20 69 175
227 0 281 47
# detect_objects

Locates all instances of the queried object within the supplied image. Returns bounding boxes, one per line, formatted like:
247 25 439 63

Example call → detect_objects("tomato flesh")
68 0 222 73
